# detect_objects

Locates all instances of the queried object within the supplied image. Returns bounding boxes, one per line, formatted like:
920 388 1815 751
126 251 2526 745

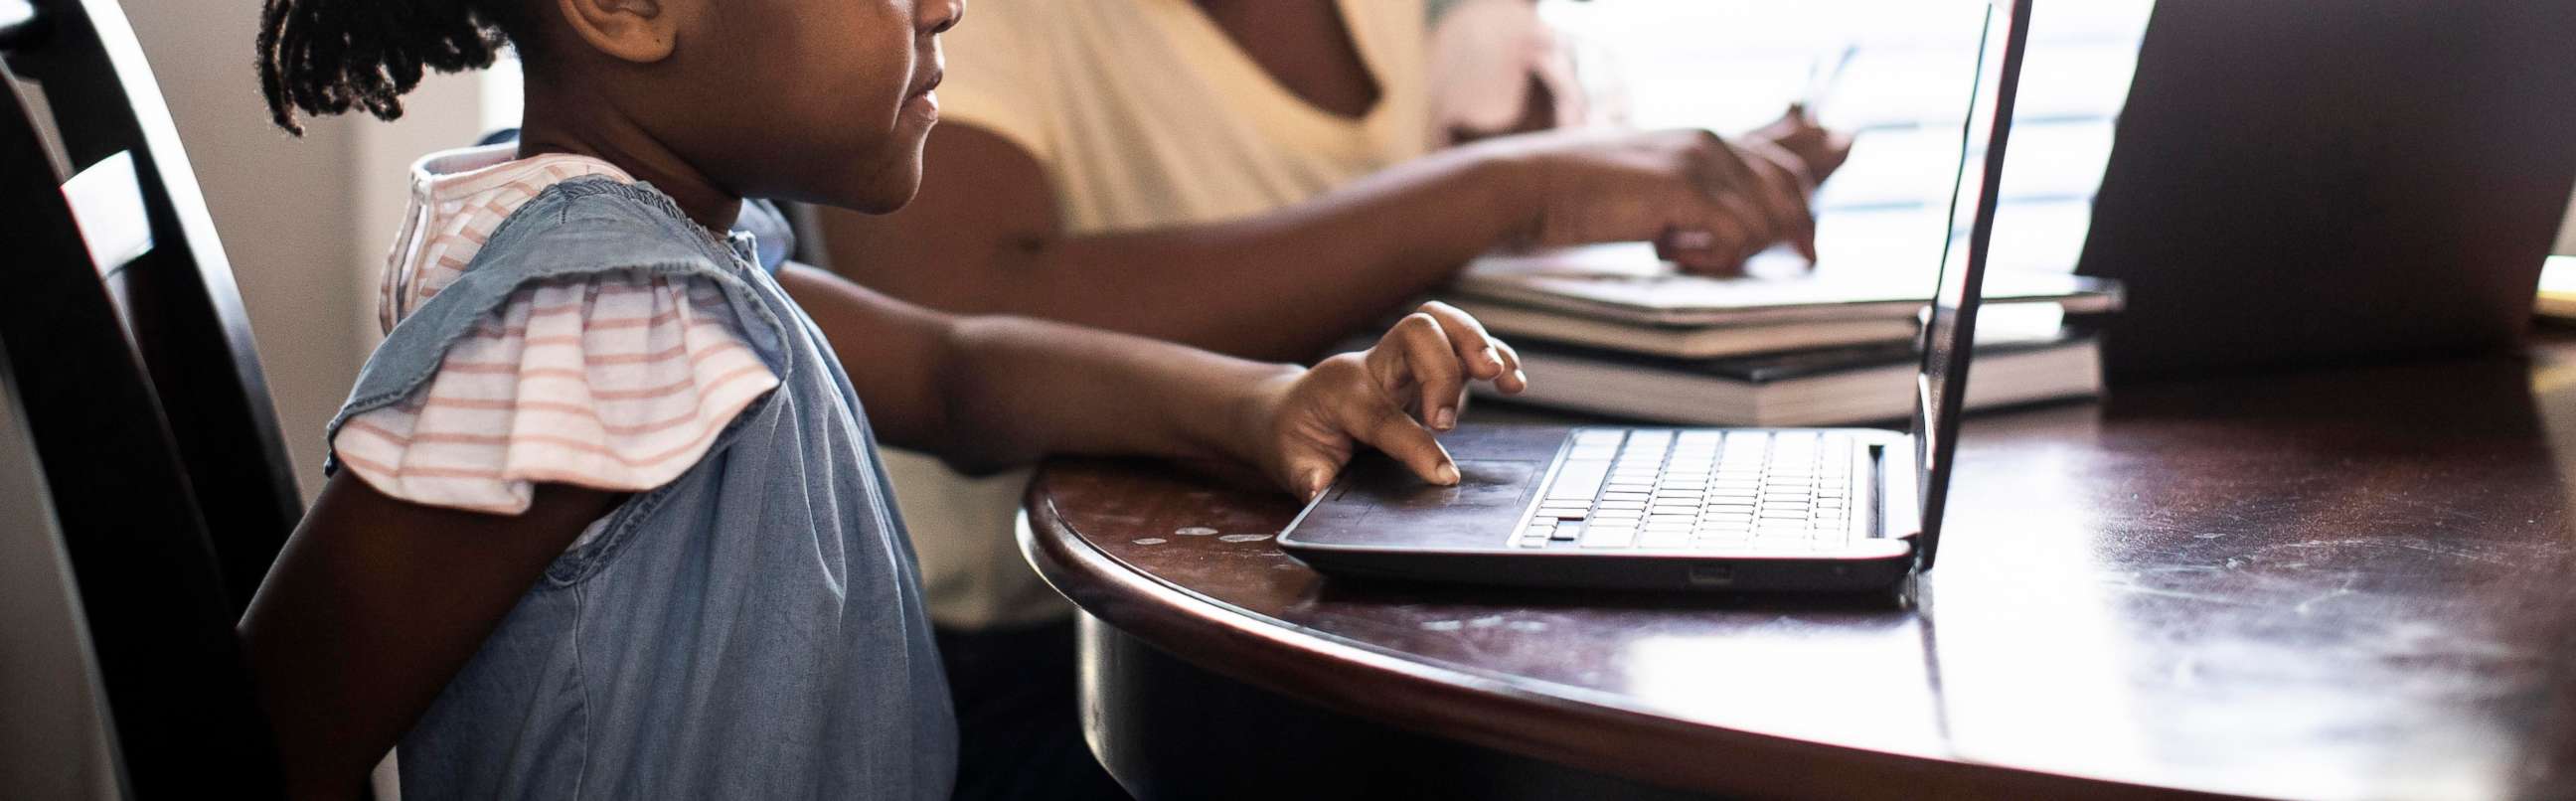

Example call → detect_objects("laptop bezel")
1910 0 2030 570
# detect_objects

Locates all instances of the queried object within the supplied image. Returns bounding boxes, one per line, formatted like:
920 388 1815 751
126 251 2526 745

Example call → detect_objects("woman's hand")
1238 302 1528 501
1469 115 1851 275
1744 103 1857 189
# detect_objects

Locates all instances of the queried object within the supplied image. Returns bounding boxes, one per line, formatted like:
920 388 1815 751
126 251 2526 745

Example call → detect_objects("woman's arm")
819 122 1830 363
239 476 623 800
817 125 1522 362
778 264 1522 493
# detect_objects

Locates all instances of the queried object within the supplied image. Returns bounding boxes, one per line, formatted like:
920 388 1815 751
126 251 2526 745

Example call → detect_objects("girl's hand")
1245 302 1529 501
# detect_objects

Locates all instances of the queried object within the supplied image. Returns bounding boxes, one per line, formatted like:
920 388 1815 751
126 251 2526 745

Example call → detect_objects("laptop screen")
1911 0 2028 569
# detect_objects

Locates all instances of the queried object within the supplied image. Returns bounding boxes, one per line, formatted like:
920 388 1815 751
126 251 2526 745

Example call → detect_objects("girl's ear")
558 0 680 63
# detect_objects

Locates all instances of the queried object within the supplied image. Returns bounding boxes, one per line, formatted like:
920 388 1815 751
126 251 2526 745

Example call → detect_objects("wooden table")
1022 334 2576 800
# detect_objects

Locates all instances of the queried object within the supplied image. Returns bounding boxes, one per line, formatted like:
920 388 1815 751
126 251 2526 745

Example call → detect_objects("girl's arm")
778 265 1524 495
239 264 1519 799
816 122 1838 363
239 477 623 800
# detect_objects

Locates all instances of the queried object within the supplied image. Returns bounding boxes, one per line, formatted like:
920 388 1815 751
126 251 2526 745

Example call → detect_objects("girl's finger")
1341 399 1457 487
1278 444 1351 502
1491 338 1528 394
1367 313 1465 430
1412 301 1509 380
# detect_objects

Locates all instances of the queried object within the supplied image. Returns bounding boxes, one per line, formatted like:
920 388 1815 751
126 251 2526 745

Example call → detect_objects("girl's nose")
922 0 962 36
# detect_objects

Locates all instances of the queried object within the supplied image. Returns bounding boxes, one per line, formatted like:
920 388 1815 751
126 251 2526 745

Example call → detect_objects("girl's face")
656 0 961 214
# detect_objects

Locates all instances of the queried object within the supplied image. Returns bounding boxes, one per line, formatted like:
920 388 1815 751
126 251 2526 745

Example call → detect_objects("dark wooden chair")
2 0 293 795
1 0 301 614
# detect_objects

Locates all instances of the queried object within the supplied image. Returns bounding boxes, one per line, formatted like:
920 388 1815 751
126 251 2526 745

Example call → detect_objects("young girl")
239 0 1526 797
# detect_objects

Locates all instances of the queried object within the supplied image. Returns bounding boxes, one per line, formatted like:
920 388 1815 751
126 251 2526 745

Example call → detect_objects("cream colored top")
897 0 1431 629
938 0 1430 234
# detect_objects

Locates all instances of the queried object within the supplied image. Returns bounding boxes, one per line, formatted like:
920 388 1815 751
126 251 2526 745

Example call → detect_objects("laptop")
1275 0 2030 592
2075 1 2576 378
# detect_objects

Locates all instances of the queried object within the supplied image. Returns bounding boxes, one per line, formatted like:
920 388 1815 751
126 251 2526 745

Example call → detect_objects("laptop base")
1277 425 1922 594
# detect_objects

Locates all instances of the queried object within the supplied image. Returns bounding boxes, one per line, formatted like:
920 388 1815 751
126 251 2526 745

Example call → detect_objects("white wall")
127 0 361 497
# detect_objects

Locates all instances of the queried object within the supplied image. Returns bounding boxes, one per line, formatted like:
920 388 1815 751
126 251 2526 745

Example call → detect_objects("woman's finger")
1739 140 1821 262
1678 191 1769 274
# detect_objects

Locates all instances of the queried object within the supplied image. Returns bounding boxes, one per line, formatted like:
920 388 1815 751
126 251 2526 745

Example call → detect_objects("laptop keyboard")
1515 429 1860 553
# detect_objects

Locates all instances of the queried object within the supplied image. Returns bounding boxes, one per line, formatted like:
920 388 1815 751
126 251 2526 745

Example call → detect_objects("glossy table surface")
1023 332 2576 800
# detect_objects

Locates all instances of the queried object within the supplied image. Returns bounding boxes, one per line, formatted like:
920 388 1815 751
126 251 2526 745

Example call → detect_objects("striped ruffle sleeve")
332 273 780 515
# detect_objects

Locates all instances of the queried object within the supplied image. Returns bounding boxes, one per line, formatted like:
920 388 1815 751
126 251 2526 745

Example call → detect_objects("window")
1539 0 2155 280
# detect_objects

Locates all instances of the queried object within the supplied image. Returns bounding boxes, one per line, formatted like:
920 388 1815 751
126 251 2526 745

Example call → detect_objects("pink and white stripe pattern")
338 145 780 517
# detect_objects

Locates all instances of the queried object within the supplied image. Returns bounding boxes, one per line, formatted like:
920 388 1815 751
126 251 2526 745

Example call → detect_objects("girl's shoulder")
460 177 745 290
385 145 750 318
331 150 790 518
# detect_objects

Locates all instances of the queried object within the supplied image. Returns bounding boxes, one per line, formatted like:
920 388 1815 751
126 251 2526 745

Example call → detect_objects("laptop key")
1580 528 1636 548
1573 429 1626 447
1549 522 1584 542
1546 460 1612 502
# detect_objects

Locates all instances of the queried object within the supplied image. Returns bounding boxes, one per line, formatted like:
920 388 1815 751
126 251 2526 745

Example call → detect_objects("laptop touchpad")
1342 459 1538 510
1297 457 1541 549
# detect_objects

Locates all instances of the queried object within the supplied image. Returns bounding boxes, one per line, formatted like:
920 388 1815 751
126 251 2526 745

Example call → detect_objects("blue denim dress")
325 180 956 799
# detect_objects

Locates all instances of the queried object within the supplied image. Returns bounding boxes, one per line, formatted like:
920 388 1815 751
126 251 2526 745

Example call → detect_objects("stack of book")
1445 243 2124 426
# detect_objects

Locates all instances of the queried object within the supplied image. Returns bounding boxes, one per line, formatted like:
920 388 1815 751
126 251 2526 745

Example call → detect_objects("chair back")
1 0 290 794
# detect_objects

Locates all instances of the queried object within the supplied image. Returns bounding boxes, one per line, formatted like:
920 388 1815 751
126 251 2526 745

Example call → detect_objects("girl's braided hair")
254 0 531 135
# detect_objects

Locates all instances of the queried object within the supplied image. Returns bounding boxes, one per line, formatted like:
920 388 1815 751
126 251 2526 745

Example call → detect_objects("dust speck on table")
1217 534 1272 544
1132 538 1168 546
1175 527 1218 537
